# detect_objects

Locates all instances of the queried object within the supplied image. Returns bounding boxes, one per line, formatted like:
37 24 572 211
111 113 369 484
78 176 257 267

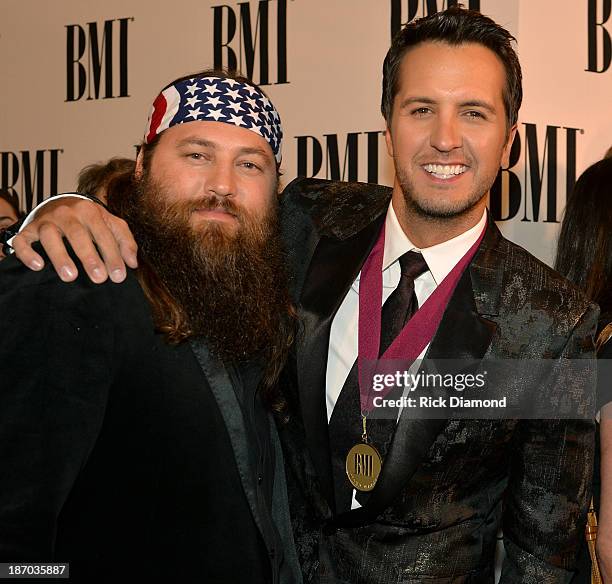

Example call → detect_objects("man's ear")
501 124 518 168
135 148 145 179
384 127 394 158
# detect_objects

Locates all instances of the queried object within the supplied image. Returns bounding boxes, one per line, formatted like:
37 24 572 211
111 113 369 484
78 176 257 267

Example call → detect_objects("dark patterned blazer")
277 177 598 584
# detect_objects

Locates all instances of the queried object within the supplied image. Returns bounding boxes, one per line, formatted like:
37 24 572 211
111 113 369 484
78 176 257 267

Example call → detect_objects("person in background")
76 157 135 205
0 189 23 260
555 156 612 583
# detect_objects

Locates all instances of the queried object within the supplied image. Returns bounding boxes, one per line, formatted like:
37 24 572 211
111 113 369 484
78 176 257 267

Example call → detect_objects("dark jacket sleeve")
500 303 598 583
0 251 114 560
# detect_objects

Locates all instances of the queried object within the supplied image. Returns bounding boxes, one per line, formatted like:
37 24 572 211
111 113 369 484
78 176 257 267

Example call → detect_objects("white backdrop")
1 0 611 265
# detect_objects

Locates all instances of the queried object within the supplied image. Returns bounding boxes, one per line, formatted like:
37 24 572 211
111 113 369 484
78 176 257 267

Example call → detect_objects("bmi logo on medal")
346 443 383 492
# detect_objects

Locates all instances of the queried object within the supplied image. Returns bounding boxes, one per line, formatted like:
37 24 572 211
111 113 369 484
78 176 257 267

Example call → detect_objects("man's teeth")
423 164 467 178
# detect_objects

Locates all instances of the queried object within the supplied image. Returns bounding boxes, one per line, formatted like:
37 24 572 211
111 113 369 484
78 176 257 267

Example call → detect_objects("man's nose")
206 162 236 197
430 114 462 153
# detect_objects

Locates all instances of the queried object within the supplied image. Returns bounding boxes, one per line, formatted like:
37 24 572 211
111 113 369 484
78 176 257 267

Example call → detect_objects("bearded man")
0 71 301 584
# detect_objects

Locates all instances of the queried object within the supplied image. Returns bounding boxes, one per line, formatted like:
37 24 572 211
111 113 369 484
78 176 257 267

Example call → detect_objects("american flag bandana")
144 76 283 163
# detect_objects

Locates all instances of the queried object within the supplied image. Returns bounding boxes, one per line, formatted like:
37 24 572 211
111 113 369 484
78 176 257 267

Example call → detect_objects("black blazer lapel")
188 340 270 545
297 213 385 510
333 222 502 527
424 215 504 361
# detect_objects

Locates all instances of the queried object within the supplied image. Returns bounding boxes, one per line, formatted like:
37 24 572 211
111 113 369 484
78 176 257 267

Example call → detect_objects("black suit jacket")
0 248 301 584
277 177 598 584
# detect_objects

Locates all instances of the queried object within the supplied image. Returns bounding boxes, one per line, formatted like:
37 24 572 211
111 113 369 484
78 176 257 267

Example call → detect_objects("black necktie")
328 250 429 512
378 251 429 356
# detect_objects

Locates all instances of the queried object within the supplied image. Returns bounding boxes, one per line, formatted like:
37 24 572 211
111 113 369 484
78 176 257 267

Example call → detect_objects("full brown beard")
122 172 294 366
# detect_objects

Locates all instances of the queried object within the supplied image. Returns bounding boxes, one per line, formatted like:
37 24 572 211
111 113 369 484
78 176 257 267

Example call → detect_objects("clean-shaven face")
385 41 517 219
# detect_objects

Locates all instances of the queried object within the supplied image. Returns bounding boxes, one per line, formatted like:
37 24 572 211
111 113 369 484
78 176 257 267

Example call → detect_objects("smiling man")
0 71 301 584
6 7 598 584
278 8 597 583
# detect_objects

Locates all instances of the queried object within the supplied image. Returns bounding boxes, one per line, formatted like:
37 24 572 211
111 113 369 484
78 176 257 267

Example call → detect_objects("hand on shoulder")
11 196 138 284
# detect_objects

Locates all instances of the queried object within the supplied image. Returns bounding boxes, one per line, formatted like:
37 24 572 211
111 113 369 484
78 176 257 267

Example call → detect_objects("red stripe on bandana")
146 93 168 144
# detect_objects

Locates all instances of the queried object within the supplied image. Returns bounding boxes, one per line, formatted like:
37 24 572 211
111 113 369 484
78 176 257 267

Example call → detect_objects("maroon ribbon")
357 219 487 413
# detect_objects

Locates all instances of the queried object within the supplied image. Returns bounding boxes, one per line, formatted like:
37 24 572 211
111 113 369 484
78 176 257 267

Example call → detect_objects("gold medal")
345 442 382 491
345 416 383 491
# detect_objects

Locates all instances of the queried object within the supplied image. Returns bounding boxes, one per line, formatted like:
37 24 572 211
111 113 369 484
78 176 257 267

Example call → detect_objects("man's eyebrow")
458 99 497 114
238 146 271 158
176 137 216 148
398 97 436 109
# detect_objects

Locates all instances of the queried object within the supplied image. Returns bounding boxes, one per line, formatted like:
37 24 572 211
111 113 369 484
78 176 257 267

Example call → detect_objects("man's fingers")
88 217 128 283
106 215 139 270
37 222 81 282
60 219 111 283
12 229 46 271
10 196 135 284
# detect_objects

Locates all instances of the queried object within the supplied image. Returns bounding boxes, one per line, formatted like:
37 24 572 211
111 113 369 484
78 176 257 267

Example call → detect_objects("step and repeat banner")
1 0 611 265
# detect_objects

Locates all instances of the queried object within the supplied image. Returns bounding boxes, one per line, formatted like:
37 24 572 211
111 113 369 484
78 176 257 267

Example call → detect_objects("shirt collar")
382 202 488 285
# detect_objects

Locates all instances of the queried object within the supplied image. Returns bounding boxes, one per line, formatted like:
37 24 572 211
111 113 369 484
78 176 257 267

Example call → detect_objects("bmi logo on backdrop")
212 0 289 85
65 17 132 101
